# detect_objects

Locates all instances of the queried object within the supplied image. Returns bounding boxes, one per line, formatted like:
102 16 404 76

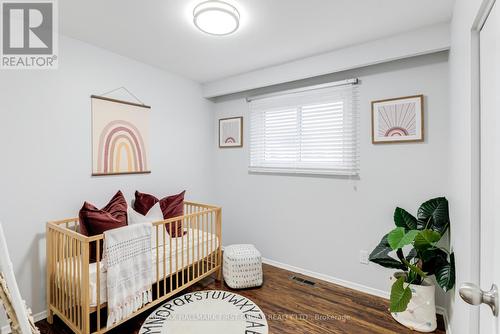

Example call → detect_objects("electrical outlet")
359 250 369 264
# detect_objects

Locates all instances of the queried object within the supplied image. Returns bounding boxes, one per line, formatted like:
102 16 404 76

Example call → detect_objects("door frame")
472 0 497 332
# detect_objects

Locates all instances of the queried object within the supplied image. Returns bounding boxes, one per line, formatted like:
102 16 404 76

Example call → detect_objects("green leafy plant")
369 197 455 312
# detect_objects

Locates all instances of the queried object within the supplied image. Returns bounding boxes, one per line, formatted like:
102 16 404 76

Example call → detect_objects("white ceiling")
60 0 453 83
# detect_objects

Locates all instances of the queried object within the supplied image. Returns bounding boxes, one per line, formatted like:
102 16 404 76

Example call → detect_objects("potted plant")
369 197 455 332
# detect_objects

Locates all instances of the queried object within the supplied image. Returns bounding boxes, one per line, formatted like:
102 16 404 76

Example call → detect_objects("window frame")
248 80 359 176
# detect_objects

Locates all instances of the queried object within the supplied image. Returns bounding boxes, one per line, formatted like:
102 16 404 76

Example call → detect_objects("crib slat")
49 229 53 313
66 235 70 319
82 241 90 334
67 235 71 321
76 239 81 330
211 211 215 270
176 220 179 290
73 238 77 330
62 234 66 318
204 212 207 272
57 233 61 315
169 222 173 293
186 216 190 282
207 212 210 271
191 215 195 281
181 218 184 286
74 239 79 329
205 212 208 274
213 211 217 269
200 215 205 275
217 208 222 280
55 233 58 314
46 227 53 323
156 225 160 298
209 212 212 271
73 237 77 324
163 225 166 296
69 237 74 324
97 241 101 332
215 211 218 269
65 235 69 320
63 235 67 322
54 231 58 313
73 238 77 325
58 234 62 316
46 229 51 312
197 214 200 278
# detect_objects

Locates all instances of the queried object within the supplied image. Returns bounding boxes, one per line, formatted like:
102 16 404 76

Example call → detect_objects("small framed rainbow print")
371 95 424 144
219 117 243 148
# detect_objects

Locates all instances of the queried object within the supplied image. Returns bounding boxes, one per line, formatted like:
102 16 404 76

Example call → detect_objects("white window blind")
249 81 359 176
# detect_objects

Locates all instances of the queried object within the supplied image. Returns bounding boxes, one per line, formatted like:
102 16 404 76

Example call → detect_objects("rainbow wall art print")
91 96 151 176
371 95 424 144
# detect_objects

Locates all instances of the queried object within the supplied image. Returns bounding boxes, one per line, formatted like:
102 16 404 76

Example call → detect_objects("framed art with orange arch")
371 95 424 144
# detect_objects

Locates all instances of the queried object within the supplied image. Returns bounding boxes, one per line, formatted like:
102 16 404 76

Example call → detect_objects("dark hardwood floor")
37 264 446 333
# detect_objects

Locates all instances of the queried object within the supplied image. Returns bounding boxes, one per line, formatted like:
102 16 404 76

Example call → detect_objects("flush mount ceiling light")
193 1 240 36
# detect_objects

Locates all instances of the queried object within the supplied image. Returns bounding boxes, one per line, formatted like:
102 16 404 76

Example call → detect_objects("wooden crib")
46 202 222 334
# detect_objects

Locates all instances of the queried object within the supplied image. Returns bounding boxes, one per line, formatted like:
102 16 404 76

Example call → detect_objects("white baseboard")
262 257 389 299
1 310 46 334
261 256 451 334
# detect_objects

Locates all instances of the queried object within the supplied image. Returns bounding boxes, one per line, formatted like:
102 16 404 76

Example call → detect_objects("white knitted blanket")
103 223 153 328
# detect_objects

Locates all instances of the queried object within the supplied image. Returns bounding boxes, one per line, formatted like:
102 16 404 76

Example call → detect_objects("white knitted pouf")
223 244 263 289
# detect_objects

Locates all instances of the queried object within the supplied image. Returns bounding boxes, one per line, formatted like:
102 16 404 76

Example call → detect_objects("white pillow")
127 203 165 248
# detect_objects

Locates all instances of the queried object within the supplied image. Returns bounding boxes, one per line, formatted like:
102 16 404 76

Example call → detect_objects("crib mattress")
57 228 219 307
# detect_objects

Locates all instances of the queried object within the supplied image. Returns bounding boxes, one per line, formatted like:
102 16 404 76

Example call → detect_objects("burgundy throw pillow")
134 190 186 237
79 191 128 262
79 190 128 236
133 191 160 216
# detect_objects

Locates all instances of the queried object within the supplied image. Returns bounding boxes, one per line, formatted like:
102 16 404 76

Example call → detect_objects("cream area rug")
139 290 269 334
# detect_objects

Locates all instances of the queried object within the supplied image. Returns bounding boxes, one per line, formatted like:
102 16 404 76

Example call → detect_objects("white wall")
448 0 486 333
0 36 214 327
202 23 450 98
212 52 450 305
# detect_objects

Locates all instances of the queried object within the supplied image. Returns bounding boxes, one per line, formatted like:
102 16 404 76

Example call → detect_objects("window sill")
248 167 358 177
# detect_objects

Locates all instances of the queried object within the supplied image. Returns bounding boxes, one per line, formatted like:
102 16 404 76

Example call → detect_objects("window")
249 81 359 176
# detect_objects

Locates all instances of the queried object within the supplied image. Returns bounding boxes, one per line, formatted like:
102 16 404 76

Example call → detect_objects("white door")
460 2 500 333
478 2 499 333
